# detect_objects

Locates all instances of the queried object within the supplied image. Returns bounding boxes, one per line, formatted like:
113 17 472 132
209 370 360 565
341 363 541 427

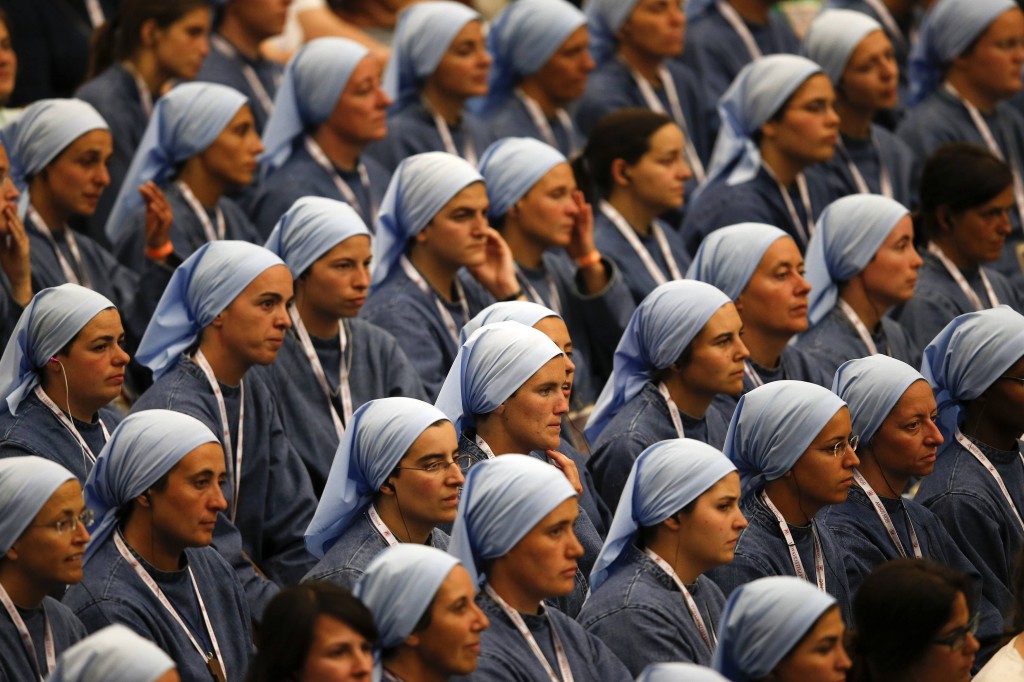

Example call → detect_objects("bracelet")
500 288 524 302
145 241 174 260
576 250 602 268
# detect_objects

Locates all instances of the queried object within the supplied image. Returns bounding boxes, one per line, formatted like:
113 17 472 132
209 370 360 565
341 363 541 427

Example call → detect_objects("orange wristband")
145 241 174 260
576 250 602 268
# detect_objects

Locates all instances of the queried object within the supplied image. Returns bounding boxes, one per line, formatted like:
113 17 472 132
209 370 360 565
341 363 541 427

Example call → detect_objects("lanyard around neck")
836 299 887 356
761 165 814 247
955 429 1024 533
515 89 579 157
627 65 706 182
0 582 55 681
193 350 244 523
656 381 685 438
427 105 477 166
484 584 575 682
177 181 225 243
33 386 110 469
836 134 893 198
642 548 716 651
515 263 563 316
288 304 350 440
716 0 762 60
852 470 922 558
399 256 468 346
599 201 682 285
303 137 377 225
760 491 827 591
211 34 275 117
927 242 999 311
367 504 400 547
26 208 90 288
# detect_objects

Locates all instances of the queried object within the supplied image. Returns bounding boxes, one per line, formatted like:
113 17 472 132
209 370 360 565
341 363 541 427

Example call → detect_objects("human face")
415 183 490 270
495 356 569 452
388 421 464 526
677 303 749 398
839 30 898 112
409 566 489 676
148 442 228 551
150 7 211 81
301 615 373 682
619 123 691 212
494 497 583 603
324 56 391 147
427 20 491 101
512 163 579 250
532 316 575 402
772 607 852 682
790 407 860 508
763 74 839 165
618 0 686 58
736 237 811 337
0 20 17 104
298 235 372 319
195 105 263 187
908 592 979 682
865 380 943 482
0 145 18 213
36 130 113 219
212 265 293 367
229 0 292 42
675 472 748 573
56 308 130 412
859 216 922 309
7 480 89 591
945 186 1015 267
978 356 1024 439
526 26 594 104
953 9 1024 105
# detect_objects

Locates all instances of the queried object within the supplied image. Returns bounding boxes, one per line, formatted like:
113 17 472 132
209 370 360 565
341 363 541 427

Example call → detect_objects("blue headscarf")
478 137 568 219
908 0 1016 106
802 10 886 86
384 2 482 112
0 284 115 415
261 38 371 175
370 152 483 288
436 321 563 434
477 0 586 114
0 456 76 554
105 82 248 243
459 300 561 344
590 438 737 590
686 223 791 300
833 355 926 445
805 194 910 325
136 241 286 379
713 576 838 682
724 380 848 498
920 306 1024 447
265 196 371 278
637 663 731 682
585 280 732 441
49 625 176 682
584 0 638 67
448 454 577 586
83 410 219 565
304 397 451 558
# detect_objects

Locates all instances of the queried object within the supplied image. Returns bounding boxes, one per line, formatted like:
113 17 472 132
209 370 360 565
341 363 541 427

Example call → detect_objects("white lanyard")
26 208 90 288
399 256 468 346
211 34 275 117
474 434 497 460
760 491 826 591
955 429 1024 533
656 381 685 438
193 350 244 523
33 386 110 467
743 360 764 388
852 470 922 559
84 0 105 29
862 0 907 50
837 299 882 356
762 166 814 246
927 242 999 311
515 263 563 316
716 0 762 61
0 582 55 681
122 63 153 119
515 90 578 157
288 305 351 440
113 532 227 682
429 107 477 167
836 135 892 198
599 201 682 285
367 504 399 547
628 65 706 182
303 137 377 225
642 549 716 652
484 584 574 682
177 181 225 243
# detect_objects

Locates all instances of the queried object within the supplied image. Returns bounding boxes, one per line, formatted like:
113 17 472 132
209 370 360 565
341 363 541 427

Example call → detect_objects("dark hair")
89 0 210 79
247 582 379 682
115 470 171 521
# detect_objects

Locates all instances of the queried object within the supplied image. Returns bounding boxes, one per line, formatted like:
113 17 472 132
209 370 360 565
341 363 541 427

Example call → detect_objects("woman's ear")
610 159 632 188
936 206 955 234
139 18 160 48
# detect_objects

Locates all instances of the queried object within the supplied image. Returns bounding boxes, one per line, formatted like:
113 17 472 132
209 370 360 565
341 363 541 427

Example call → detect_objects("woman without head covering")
447 454 633 680
0 457 88 681
356 544 489 681
795 194 921 376
106 82 263 272
360 152 522 401
250 37 392 237
263 198 425 494
578 439 746 673
713 575 851 682
366 2 495 173
50 624 178 682
681 55 839 255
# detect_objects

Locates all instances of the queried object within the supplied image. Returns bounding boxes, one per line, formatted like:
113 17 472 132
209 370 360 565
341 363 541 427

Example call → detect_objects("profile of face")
614 123 691 212
146 7 212 81
673 471 748 573
677 302 749 398
299 235 372 320
903 592 979 682
618 0 686 59
527 26 594 104
36 130 113 219
736 237 811 338
510 163 579 251
863 380 942 483
427 20 492 101
531 316 575 403
415 182 490 270
770 606 852 682
0 145 18 215
941 186 1015 266
761 74 839 166
211 264 293 367
0 19 17 105
5 479 90 591
839 30 898 112
230 0 292 41
952 8 1024 104
405 565 489 677
493 355 569 453
301 614 374 682
143 442 228 550
789 407 859 509
858 215 922 309
325 56 391 148
51 308 130 411
195 105 263 187
975 355 1024 439
382 421 464 526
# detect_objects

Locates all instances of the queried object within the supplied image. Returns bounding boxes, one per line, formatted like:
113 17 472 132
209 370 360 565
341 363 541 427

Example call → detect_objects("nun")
355 544 489 681
63 411 252 682
106 82 263 272
447 454 632 680
585 280 745 507
915 306 1024 617
262 197 425 494
713 576 851 682
796 194 920 377
802 10 917 206
0 457 87 681
579 439 746 674
366 2 494 173
476 0 591 157
303 398 460 589
637 663 731 682
360 152 521 401
250 37 392 237
0 285 125 482
49 624 177 682
706 380 856 621
681 55 838 255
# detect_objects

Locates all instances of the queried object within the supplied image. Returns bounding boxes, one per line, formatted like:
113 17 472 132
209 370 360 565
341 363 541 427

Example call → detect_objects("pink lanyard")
955 429 1024 533
193 350 244 523
34 386 109 468
367 504 399 547
643 549 716 651
760 491 826 590
0 582 55 681
599 201 682 284
485 584 574 682
177 181 225 243
303 137 377 224
852 470 921 558
657 381 684 438
927 242 999 311
399 256 468 346
26 208 90 288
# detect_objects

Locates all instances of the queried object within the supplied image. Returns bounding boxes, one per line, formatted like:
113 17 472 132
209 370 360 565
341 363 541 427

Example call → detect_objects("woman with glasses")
304 397 462 590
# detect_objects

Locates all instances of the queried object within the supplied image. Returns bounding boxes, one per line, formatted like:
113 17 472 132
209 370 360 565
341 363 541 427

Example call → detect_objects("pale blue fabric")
637 662 731 682
384 2 482 112
104 82 248 243
261 38 371 174
805 194 910 325
448 453 577 586
370 152 483 288
585 281 732 441
686 223 790 300
264 196 371 278
832 355 925 444
135 241 285 379
48 625 176 682
908 0 1016 106
478 137 567 218
802 10 884 86
304 397 450 558
459 300 560 344
713 576 838 682
590 438 737 590
920 306 1024 443
0 284 114 415
435 320 562 434
584 0 637 66
724 380 847 498
82 410 219 565
0 455 75 553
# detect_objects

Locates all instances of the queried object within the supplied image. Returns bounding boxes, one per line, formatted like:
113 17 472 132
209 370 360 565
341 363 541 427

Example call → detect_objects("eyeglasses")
998 375 1024 386
823 435 859 458
32 509 94 535
395 455 474 476
931 612 979 652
